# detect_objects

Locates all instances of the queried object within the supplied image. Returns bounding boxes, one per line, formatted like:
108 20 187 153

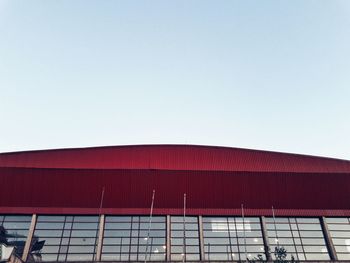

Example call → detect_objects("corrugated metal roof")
0 144 350 173
1 145 349 215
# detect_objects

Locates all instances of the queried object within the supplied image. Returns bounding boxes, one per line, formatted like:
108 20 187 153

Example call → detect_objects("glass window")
326 217 350 260
102 215 166 261
338 253 350 260
266 217 330 261
203 217 265 262
326 218 349 224
31 215 100 262
0 214 32 257
170 216 200 261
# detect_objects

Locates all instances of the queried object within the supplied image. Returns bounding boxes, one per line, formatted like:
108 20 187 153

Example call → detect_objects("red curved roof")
1 144 350 173
0 145 350 216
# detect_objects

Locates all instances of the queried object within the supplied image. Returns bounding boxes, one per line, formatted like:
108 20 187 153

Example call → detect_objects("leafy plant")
247 246 298 263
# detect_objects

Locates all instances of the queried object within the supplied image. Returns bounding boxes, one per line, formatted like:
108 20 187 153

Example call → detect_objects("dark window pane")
105 216 132 223
72 222 99 229
70 230 97 237
37 216 65 222
73 216 99 223
35 222 65 229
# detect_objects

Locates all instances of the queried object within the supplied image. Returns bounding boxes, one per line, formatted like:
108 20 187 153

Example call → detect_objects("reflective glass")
305 253 329 260
105 216 132 223
326 218 349 224
203 217 264 261
266 217 329 261
3 214 345 262
31 215 99 262
328 224 350 231
326 217 350 260
36 216 65 222
102 215 166 261
170 216 200 261
0 214 32 257
338 253 350 260
66 253 94 261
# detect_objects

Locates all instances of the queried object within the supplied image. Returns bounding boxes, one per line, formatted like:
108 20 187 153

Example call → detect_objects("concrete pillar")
166 215 171 261
22 214 37 262
95 214 105 261
320 216 338 261
198 216 205 261
260 216 272 261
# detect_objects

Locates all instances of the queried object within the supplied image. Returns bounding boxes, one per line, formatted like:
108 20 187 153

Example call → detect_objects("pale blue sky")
0 0 350 159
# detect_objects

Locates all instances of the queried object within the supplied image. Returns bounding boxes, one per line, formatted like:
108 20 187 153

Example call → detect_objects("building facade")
0 145 350 262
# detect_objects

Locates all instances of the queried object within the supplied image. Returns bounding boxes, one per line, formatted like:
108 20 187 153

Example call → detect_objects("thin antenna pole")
272 206 279 248
148 237 153 261
144 190 156 263
183 193 186 263
95 186 105 261
241 204 247 262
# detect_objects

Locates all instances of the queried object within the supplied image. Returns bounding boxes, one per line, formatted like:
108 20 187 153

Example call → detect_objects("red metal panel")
1 145 350 216
0 145 350 173
0 167 349 214
1 207 350 217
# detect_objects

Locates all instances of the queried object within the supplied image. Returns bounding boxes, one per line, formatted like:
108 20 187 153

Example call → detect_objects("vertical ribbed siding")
0 167 349 212
1 145 350 173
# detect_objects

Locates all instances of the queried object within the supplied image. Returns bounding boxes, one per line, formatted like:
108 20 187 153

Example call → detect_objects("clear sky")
0 0 350 160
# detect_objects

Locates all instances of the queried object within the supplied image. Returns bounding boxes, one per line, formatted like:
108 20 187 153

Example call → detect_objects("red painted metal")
0 145 349 216
1 144 350 173
0 207 350 217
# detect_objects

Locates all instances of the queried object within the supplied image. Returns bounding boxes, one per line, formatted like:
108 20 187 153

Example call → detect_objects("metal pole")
96 187 105 261
183 193 186 263
241 204 247 262
144 190 156 263
148 237 153 261
272 206 279 248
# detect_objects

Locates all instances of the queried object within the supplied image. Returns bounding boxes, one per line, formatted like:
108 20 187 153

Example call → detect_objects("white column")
166 215 171 261
198 216 205 261
95 214 105 261
22 214 37 262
